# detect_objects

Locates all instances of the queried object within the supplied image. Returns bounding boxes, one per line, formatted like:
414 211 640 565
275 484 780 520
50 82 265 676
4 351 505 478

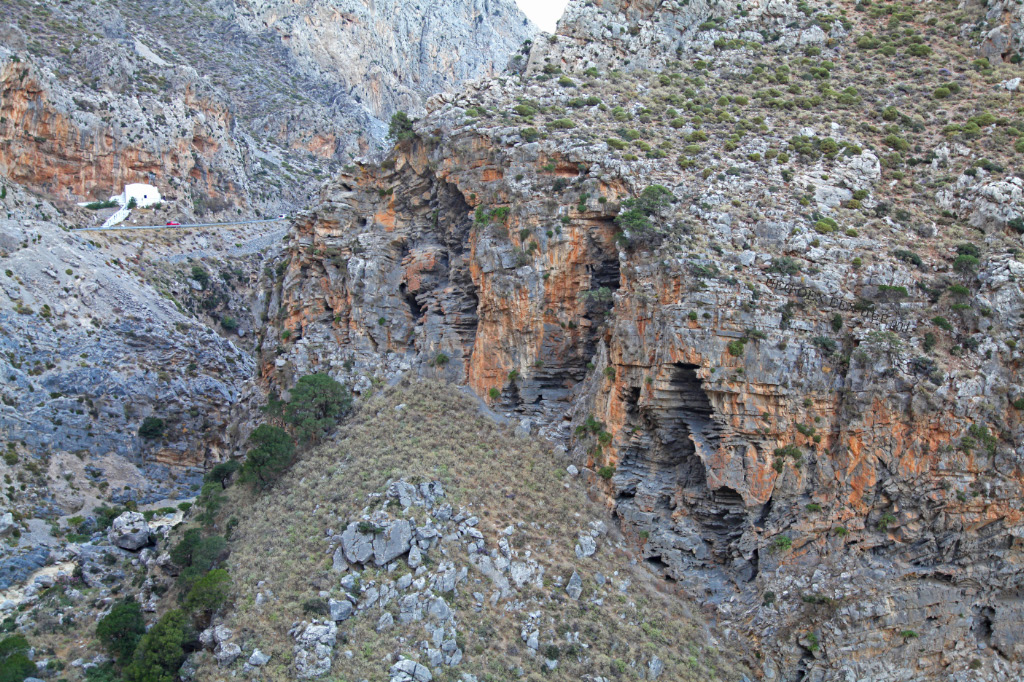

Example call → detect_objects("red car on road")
166 221 180 226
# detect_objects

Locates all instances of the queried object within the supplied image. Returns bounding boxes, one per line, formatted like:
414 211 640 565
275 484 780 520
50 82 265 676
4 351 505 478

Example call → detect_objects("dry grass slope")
194 380 749 681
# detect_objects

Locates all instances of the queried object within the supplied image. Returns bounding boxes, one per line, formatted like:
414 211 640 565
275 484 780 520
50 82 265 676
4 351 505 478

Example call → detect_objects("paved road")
73 217 289 232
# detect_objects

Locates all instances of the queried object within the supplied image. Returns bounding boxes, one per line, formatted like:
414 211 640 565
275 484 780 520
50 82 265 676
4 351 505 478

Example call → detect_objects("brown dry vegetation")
188 380 749 681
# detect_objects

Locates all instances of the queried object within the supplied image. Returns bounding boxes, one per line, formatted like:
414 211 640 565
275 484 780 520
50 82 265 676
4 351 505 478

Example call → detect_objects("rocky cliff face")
231 0 535 121
0 0 533 216
267 0 1024 679
0 180 260 506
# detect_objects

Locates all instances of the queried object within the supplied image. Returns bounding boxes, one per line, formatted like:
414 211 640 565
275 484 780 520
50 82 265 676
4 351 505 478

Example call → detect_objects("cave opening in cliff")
613 362 752 574
973 606 994 648
399 282 425 323
645 555 673 578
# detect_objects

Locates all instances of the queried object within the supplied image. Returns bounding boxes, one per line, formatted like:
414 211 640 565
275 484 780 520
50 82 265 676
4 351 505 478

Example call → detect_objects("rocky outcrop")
231 0 535 121
0 0 533 216
0 57 249 212
974 0 1024 61
267 0 1024 679
107 512 151 551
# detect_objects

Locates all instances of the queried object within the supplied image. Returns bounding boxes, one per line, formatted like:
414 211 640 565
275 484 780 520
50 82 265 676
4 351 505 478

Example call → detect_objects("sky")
514 0 571 33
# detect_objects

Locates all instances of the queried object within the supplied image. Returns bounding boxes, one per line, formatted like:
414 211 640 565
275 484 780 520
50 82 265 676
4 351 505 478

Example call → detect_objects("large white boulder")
107 511 151 551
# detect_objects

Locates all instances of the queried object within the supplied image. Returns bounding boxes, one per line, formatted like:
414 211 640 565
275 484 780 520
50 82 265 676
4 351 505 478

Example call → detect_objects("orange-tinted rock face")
262 0 1024 676
265 121 1024 678
0 61 242 208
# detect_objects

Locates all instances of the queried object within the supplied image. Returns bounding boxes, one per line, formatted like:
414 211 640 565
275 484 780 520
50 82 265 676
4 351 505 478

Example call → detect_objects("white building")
121 183 162 208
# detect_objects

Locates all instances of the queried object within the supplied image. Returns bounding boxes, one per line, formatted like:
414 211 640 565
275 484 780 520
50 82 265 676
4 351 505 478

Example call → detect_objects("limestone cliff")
0 0 533 215
267 0 1024 679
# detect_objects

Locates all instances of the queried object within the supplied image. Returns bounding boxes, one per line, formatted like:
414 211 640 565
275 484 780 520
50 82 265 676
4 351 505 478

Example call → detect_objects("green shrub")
205 461 241 489
727 339 747 356
813 336 837 354
883 134 909 151
953 254 980 275
933 86 951 99
773 535 792 551
139 417 165 440
597 466 616 480
547 118 575 130
240 424 295 489
96 598 146 665
893 249 922 266
183 569 231 621
283 374 351 444
84 199 119 211
0 635 34 682
614 185 674 248
877 512 896 530
189 265 209 289
124 610 189 682
170 530 226 573
389 111 415 142
768 256 801 275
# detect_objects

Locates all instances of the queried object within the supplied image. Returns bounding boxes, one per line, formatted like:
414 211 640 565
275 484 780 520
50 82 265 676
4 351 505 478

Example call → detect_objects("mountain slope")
0 0 534 218
193 380 749 681
264 0 1024 679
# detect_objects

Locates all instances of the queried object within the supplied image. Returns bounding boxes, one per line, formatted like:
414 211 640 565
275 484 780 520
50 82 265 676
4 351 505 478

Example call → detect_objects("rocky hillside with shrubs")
0 0 533 219
5 1 1024 682
259 0 1024 680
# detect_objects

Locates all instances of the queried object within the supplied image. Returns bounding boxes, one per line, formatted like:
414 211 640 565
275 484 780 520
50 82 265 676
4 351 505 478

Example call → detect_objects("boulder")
0 513 14 538
648 654 664 679
214 642 241 667
390 658 433 682
566 571 583 600
377 612 395 632
340 522 374 564
373 519 413 566
328 598 353 622
248 649 271 667
575 535 597 558
107 512 151 551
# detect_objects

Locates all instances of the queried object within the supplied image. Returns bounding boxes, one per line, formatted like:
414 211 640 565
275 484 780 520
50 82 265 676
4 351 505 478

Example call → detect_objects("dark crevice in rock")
646 555 671 577
973 606 994 648
614 362 752 596
399 282 425 323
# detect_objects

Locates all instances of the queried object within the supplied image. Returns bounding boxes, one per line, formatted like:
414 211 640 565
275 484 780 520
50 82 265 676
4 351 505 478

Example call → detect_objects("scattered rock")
214 642 242 667
248 649 271 667
575 535 597 558
107 512 151 551
329 598 353 622
566 571 582 600
390 658 433 682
